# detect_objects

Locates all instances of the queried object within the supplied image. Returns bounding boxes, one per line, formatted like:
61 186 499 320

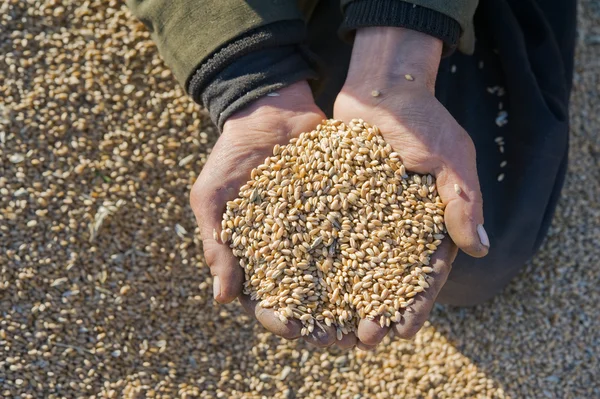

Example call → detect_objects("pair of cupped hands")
190 28 489 350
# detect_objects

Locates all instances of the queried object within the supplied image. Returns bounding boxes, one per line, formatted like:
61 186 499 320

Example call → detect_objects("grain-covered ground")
1 1 598 398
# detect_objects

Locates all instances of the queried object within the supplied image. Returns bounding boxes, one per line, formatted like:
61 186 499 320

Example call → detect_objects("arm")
127 0 318 129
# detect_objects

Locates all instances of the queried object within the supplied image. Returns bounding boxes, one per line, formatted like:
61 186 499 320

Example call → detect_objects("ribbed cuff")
341 0 462 56
188 21 318 131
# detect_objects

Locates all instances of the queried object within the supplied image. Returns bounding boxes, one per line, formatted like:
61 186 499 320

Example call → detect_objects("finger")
239 295 302 340
336 333 358 350
189 145 246 305
303 323 336 348
204 238 245 304
193 186 241 302
393 239 456 339
357 316 390 347
434 139 489 258
356 341 377 351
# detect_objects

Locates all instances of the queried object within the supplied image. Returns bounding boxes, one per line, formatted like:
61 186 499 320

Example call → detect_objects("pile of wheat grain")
221 119 445 336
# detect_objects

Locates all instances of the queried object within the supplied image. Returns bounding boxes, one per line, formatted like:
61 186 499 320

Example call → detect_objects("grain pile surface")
222 119 445 336
0 1 598 398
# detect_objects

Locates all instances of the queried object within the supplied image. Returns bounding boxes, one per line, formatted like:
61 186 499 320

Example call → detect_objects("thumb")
190 182 244 304
434 151 489 258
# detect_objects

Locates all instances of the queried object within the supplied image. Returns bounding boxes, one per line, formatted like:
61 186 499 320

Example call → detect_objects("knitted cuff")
187 21 318 130
341 0 462 56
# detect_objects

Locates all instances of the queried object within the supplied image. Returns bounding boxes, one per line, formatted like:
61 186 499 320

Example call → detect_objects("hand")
333 27 489 349
190 82 345 346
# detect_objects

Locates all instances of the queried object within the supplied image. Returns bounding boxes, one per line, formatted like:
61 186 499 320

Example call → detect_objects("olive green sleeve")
126 0 305 86
340 0 479 54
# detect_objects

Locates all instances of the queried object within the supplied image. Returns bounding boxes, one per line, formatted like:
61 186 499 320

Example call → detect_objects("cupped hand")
333 27 489 349
190 81 344 346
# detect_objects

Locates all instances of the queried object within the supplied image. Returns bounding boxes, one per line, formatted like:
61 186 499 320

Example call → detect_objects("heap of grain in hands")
221 119 446 338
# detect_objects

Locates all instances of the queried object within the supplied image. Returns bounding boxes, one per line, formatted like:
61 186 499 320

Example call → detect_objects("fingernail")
213 276 221 301
477 224 490 248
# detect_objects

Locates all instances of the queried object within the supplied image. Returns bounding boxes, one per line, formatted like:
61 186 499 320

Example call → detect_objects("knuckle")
279 328 300 341
470 195 484 210
358 325 388 346
316 335 336 347
216 292 235 304
356 342 376 351
254 305 269 321
202 242 219 268
306 337 327 347
361 336 381 346
359 331 385 346
273 320 302 341
306 329 335 347
457 186 483 209
394 315 426 340
394 324 420 340
337 336 356 349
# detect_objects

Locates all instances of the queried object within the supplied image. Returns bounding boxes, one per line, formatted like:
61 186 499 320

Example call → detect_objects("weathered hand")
333 27 489 349
190 82 345 346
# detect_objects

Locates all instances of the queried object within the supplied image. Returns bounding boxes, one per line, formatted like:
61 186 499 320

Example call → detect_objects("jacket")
127 0 479 129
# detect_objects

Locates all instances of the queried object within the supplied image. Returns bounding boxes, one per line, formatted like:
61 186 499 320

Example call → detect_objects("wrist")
222 81 323 139
345 27 442 93
224 81 318 129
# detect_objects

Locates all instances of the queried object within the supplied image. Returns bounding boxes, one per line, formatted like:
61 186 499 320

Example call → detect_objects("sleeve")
127 0 318 130
339 0 479 55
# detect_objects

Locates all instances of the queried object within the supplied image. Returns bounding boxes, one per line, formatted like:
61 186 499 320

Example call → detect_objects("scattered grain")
495 111 508 127
0 1 597 398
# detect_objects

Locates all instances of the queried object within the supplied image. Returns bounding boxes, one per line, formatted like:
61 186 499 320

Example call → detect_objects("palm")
334 89 474 175
190 84 329 344
332 86 485 347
